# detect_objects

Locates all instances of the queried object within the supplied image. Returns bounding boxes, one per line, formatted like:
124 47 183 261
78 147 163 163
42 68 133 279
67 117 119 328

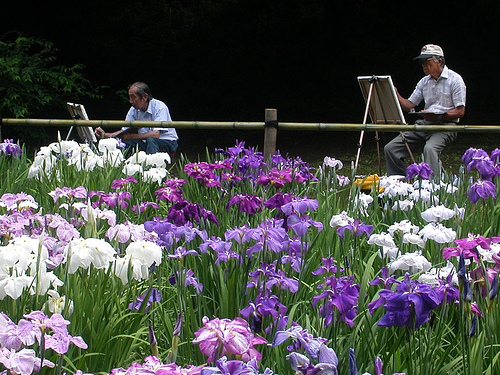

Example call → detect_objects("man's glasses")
420 58 435 66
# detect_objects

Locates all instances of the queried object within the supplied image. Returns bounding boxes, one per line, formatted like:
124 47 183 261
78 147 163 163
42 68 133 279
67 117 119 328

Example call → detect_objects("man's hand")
95 127 106 139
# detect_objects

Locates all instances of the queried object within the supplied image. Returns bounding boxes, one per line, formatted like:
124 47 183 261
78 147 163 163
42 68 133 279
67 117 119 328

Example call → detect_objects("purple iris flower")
337 219 373 238
168 200 200 225
369 266 398 289
227 193 263 215
460 274 473 302
280 237 305 273
287 214 323 237
240 294 287 334
95 191 132 209
184 161 213 179
213 246 241 265
374 274 442 329
221 172 243 187
286 344 339 375
132 201 159 214
467 179 497 203
0 192 36 210
128 288 162 312
491 148 500 163
280 197 319 216
443 239 483 264
49 186 88 202
270 152 287 165
466 155 495 179
256 167 293 188
144 216 172 235
144 217 175 246
199 236 230 253
243 219 288 256
111 176 138 189
456 233 491 251
167 200 219 226
312 257 340 276
367 268 400 314
469 315 477 337
200 175 221 187
236 148 265 174
0 139 22 157
248 261 299 293
209 159 234 171
226 140 247 156
163 177 187 188
225 225 251 244
349 348 357 375
169 269 204 294
374 356 384 375
199 236 241 264
155 186 183 202
263 192 295 210
462 147 489 165
489 274 499 300
167 246 199 259
312 275 360 328
271 324 328 359
443 233 491 264
434 273 460 303
281 156 316 181
201 356 270 375
406 162 432 180
22 311 88 354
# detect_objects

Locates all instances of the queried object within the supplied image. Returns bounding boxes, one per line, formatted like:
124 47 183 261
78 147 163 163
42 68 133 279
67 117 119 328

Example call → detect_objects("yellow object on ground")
353 174 385 193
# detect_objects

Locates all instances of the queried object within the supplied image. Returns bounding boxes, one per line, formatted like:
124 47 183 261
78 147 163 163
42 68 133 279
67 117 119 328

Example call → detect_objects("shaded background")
3 0 500 163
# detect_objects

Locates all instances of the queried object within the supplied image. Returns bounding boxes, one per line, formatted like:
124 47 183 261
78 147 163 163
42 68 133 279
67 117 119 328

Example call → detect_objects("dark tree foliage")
0 32 104 146
0 32 102 119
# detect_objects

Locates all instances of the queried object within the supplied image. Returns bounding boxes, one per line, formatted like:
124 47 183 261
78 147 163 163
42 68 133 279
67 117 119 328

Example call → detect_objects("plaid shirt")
124 98 178 141
408 66 466 116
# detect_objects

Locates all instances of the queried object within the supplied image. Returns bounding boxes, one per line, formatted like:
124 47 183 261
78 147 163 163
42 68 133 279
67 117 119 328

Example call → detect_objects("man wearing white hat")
384 44 466 178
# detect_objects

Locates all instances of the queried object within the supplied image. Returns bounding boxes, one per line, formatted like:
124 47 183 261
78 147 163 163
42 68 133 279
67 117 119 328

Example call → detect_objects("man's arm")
395 87 416 111
442 105 465 121
421 105 465 122
95 127 143 139
122 130 160 140
95 127 124 139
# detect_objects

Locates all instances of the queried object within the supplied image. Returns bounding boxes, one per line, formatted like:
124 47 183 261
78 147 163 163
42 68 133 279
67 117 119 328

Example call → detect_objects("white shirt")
124 98 178 141
408 66 466 117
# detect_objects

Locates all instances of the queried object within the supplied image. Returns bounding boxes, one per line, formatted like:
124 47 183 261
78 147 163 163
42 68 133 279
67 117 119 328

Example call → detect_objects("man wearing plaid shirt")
384 44 466 178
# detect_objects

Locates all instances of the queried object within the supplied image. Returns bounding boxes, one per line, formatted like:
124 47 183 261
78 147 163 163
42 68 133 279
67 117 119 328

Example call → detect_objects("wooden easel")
66 102 98 143
355 75 415 174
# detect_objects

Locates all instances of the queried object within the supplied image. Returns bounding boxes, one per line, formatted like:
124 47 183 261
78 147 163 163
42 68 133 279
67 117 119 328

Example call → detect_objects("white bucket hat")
413 44 444 60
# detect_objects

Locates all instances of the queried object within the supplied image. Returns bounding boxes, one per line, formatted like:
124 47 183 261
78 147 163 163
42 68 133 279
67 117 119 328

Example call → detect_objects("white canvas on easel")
357 75 407 124
354 75 414 172
66 102 98 143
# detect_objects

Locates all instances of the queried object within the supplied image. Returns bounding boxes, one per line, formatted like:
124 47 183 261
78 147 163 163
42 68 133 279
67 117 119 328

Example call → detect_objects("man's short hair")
433 56 446 68
128 82 153 100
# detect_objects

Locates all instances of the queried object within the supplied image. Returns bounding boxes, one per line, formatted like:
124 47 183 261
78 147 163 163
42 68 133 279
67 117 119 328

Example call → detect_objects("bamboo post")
263 108 278 160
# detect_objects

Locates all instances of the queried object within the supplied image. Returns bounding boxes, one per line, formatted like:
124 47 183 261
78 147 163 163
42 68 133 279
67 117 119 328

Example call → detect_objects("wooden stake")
263 108 278 160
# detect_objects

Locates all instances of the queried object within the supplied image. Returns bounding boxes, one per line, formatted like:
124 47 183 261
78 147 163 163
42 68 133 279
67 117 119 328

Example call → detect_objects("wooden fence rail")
2 108 500 159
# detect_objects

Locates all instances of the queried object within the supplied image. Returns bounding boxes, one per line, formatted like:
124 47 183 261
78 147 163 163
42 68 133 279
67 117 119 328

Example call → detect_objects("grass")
17 127 498 180
176 129 498 178
288 131 499 177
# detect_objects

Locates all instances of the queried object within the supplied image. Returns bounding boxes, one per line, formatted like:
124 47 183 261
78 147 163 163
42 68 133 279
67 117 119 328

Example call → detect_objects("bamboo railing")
2 109 500 159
